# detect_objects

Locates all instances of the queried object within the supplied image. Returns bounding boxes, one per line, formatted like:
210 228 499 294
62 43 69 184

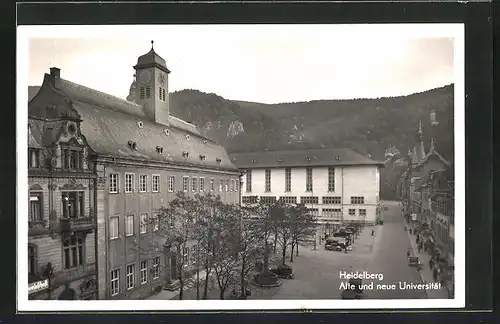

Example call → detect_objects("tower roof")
134 41 170 73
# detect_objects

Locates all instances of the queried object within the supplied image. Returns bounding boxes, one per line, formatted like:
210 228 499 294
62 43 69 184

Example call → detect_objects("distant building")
384 145 401 160
27 42 240 300
230 148 384 234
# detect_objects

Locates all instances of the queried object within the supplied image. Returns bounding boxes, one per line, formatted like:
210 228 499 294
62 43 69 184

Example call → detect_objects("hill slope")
169 85 454 200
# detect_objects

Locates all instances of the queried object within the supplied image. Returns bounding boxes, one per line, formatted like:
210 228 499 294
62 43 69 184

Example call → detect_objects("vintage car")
269 264 294 279
408 256 423 270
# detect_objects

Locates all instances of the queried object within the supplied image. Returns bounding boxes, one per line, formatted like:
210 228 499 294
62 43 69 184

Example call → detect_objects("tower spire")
429 137 435 152
418 120 426 159
151 40 154 50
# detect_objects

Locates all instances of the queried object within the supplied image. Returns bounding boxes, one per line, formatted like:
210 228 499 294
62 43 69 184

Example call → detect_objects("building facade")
27 43 240 300
231 148 383 234
397 121 454 297
27 109 98 300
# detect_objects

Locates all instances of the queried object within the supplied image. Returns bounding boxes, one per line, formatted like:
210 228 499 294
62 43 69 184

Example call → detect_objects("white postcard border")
16 23 465 311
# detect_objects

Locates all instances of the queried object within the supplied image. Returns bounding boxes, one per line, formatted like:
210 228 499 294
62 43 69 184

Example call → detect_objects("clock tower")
133 41 171 126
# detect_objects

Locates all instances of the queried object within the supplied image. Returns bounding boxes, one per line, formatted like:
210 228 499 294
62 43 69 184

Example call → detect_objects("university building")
27 42 240 300
230 148 384 234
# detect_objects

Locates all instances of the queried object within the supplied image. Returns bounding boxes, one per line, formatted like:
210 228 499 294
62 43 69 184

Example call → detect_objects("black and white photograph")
17 24 464 311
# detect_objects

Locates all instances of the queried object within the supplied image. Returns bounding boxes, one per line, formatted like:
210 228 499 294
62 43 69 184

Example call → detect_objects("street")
155 201 428 300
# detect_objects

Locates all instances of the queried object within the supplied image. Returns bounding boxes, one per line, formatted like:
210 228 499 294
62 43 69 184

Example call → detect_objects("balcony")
59 217 95 233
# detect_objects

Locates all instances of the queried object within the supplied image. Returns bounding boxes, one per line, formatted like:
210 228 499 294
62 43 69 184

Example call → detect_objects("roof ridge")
60 78 143 109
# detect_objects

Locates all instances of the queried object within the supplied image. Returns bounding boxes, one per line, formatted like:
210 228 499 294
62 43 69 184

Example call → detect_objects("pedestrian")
407 249 411 258
429 259 434 270
371 229 374 236
433 267 438 282
416 236 420 244
418 244 421 253
409 228 412 235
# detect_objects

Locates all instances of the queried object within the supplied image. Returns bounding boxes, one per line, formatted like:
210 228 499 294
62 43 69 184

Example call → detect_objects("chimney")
49 67 60 79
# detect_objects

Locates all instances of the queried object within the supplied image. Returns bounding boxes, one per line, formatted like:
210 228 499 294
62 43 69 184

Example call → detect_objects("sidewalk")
147 268 211 300
405 224 450 299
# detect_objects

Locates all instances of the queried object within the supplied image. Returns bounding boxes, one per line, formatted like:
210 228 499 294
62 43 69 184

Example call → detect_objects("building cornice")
237 163 384 170
28 170 97 179
93 154 240 176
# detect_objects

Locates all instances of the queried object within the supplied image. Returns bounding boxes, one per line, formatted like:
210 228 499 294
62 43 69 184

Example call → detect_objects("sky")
25 25 457 104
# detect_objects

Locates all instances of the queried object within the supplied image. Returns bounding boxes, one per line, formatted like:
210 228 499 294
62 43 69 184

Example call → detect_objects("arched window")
63 236 85 269
28 245 37 280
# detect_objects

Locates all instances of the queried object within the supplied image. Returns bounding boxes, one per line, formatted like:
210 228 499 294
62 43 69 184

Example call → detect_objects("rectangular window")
145 85 151 98
126 264 135 290
359 209 367 216
140 213 147 234
230 179 235 191
192 177 197 192
349 209 356 216
350 196 365 204
306 167 313 192
168 176 175 192
110 269 119 296
301 196 319 204
139 175 147 193
279 196 297 204
153 257 160 279
29 193 43 221
210 178 215 191
140 260 147 284
323 208 342 219
235 179 239 192
219 180 223 192
63 236 85 269
109 173 119 193
200 178 205 191
183 177 189 192
285 168 292 192
152 175 160 192
62 191 85 218
308 208 319 217
140 87 145 99
242 196 258 204
110 216 119 239
265 169 271 192
125 215 134 236
225 180 229 192
322 196 342 205
28 149 40 168
328 168 335 192
246 170 252 192
125 173 134 193
162 88 166 101
260 196 276 204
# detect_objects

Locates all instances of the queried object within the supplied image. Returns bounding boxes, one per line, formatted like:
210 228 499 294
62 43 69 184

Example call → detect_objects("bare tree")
290 203 317 262
274 202 293 265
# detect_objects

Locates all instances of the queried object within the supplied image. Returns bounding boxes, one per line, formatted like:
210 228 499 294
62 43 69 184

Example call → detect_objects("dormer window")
137 121 144 128
28 149 40 168
199 154 206 161
216 158 222 164
277 157 284 163
61 144 83 170
252 158 257 164
185 134 190 140
335 156 340 161
164 129 170 136
203 140 208 144
182 151 189 158
156 146 163 154
305 156 312 162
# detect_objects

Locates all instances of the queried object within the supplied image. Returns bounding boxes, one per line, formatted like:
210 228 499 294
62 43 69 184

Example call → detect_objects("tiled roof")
136 48 168 70
27 74 237 171
230 148 384 169
28 121 43 149
28 86 41 102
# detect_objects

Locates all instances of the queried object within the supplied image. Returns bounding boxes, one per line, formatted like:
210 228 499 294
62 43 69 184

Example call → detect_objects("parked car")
408 256 422 270
269 264 294 279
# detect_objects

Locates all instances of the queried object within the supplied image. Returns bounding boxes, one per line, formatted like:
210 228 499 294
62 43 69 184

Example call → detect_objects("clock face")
139 70 152 84
158 72 166 86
